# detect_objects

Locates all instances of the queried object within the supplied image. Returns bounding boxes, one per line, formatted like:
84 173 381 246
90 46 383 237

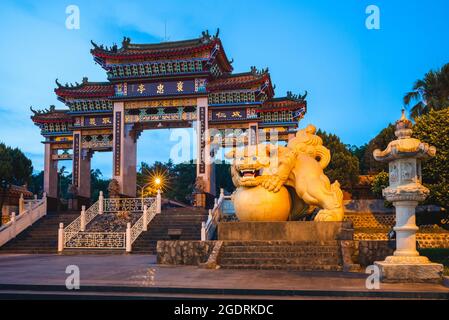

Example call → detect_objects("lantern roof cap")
373 109 436 162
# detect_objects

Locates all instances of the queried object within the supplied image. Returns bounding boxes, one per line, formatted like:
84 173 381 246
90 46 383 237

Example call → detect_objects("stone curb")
443 276 449 288
199 241 223 269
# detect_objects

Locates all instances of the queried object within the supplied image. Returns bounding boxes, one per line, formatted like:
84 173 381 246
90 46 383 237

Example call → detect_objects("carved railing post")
58 223 64 253
156 190 161 214
143 205 148 231
80 205 86 232
126 223 132 253
98 191 104 215
10 212 16 238
19 194 24 214
201 222 206 241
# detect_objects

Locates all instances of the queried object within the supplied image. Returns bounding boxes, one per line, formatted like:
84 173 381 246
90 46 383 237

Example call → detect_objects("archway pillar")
112 102 137 198
195 97 215 198
248 122 259 145
72 131 92 209
43 143 58 210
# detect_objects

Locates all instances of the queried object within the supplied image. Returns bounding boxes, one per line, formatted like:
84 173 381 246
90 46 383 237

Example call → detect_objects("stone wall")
353 240 395 267
157 240 215 265
344 212 394 229
344 211 449 249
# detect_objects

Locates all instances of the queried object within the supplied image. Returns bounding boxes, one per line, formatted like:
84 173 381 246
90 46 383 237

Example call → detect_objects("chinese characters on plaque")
114 79 207 98
211 108 246 121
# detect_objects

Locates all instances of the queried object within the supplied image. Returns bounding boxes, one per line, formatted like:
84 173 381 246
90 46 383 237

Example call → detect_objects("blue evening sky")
0 0 448 178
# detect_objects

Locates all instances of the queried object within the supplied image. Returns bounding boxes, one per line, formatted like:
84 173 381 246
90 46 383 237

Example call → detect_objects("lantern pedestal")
372 110 443 283
375 259 443 283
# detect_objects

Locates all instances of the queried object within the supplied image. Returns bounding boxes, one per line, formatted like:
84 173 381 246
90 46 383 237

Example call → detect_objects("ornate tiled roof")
207 68 274 96
54 77 114 100
259 91 308 113
30 106 71 124
8 185 33 197
91 30 233 72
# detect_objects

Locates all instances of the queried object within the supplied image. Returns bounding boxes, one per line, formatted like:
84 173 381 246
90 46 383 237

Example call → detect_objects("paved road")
0 254 447 295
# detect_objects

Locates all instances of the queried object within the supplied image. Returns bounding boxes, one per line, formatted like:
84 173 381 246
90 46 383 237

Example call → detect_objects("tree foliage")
404 62 449 119
90 169 110 199
316 130 360 190
361 124 396 174
214 162 234 194
413 108 449 210
0 143 33 224
0 143 33 186
136 160 234 204
371 171 389 197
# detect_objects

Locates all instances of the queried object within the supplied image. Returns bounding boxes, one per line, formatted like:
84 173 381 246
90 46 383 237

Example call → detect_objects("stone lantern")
372 110 443 282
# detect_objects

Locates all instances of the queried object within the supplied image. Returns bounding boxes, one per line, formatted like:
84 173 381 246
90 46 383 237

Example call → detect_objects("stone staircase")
218 240 344 271
132 207 208 254
0 212 78 254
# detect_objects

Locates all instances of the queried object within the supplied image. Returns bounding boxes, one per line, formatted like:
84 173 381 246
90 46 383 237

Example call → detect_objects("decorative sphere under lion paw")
232 185 291 222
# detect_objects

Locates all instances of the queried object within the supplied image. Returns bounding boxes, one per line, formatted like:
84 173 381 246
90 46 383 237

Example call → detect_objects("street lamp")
137 182 152 199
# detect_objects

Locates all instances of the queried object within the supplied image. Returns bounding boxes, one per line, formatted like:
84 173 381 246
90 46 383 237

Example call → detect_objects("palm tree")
404 63 449 118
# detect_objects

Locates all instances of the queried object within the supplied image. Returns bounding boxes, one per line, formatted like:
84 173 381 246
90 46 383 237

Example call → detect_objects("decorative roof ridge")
91 29 222 54
285 90 308 102
55 78 111 90
214 69 269 80
250 66 269 76
30 105 68 116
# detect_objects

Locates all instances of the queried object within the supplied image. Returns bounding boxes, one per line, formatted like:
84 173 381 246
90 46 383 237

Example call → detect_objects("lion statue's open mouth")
238 168 262 179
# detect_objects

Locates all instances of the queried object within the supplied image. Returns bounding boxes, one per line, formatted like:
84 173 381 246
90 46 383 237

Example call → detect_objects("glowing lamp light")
155 177 162 186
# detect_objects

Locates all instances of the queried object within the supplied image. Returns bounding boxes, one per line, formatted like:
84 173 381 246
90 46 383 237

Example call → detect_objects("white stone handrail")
127 198 158 252
59 193 160 252
0 193 47 247
63 200 100 244
202 188 226 241
103 195 160 213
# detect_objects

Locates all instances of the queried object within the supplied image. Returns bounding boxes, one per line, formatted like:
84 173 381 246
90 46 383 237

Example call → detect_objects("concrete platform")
0 254 447 299
218 221 353 241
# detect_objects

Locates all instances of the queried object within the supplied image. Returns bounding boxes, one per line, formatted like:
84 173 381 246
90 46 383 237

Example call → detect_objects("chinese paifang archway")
30 30 307 210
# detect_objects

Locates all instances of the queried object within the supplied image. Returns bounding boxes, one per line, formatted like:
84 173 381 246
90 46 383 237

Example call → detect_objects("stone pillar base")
375 256 443 283
194 193 206 208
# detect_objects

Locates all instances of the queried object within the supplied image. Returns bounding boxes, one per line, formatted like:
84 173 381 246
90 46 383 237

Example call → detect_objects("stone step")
0 213 79 254
222 240 340 246
137 232 201 236
220 251 341 259
219 255 339 265
222 246 339 253
0 249 57 254
62 249 125 255
129 207 208 253
220 264 343 271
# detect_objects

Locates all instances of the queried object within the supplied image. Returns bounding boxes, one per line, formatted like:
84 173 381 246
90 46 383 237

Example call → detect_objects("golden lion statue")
226 124 344 222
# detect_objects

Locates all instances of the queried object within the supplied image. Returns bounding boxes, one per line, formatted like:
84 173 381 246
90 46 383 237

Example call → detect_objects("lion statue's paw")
314 209 344 222
261 175 283 193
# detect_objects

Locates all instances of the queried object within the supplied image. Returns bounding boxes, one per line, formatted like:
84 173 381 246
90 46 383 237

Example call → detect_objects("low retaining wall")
157 241 215 265
157 239 440 270
353 240 395 267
